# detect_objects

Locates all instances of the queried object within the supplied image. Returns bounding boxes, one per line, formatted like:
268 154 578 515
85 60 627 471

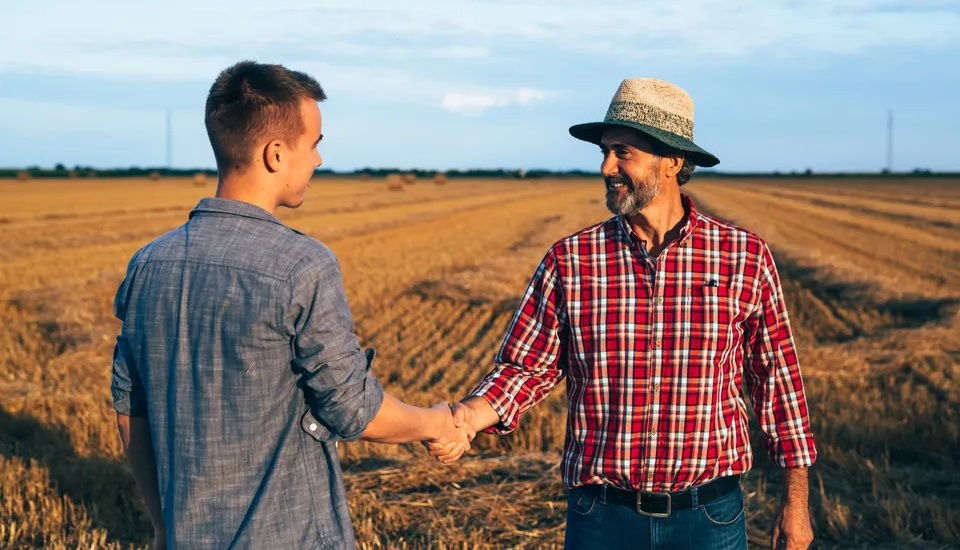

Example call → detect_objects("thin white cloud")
0 0 957 117
441 88 550 115
2 1 957 82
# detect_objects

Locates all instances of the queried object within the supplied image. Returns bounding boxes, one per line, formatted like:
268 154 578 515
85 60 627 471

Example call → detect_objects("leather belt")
576 475 740 517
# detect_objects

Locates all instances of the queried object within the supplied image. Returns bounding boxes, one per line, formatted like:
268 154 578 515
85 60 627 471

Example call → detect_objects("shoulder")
549 217 618 257
694 211 770 257
286 230 337 261
285 232 341 283
126 225 185 268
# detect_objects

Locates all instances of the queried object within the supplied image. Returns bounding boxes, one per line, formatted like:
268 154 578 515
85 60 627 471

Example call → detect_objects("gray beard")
605 172 660 216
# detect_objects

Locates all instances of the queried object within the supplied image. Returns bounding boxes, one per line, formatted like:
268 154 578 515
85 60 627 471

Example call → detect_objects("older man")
429 78 817 549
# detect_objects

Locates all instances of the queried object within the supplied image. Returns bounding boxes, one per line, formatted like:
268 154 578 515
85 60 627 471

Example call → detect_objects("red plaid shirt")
471 195 817 492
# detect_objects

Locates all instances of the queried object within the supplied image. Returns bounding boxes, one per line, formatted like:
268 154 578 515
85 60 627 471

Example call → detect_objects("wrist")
783 493 809 507
454 400 475 431
460 395 499 432
782 467 809 498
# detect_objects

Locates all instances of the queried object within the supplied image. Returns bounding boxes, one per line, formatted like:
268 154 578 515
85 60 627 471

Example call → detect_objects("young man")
428 78 817 549
111 61 469 550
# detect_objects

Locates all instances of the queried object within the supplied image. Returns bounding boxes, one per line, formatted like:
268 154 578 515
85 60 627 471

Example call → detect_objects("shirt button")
655 339 662 347
656 296 663 305
650 429 657 436
653 383 661 391
308 423 318 432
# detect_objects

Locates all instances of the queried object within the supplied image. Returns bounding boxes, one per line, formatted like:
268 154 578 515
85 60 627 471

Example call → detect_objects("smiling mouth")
606 180 629 191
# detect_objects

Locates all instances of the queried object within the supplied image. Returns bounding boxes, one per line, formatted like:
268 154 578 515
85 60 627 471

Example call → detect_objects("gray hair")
650 140 696 186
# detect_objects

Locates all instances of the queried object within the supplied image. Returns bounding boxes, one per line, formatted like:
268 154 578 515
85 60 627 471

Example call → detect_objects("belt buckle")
637 490 672 518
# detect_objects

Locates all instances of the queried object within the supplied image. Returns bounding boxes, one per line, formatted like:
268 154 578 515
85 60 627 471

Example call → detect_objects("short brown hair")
204 61 326 173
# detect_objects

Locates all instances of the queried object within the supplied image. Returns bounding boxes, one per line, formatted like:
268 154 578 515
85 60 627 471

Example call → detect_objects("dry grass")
0 176 957 549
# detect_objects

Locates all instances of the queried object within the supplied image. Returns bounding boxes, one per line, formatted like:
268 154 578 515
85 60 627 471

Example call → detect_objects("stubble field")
0 176 957 549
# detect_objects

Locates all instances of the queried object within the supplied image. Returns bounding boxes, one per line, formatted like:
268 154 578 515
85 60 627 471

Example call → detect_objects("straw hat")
569 78 719 167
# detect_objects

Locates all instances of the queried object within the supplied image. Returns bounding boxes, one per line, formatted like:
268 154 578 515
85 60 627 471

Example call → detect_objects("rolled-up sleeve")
111 265 148 418
470 249 568 434
744 244 817 468
287 250 384 442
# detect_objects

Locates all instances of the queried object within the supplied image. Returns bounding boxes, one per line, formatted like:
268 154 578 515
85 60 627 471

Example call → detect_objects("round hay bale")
86 169 98 178
67 170 78 179
386 174 404 191
434 172 448 185
149 171 162 181
16 171 30 181
192 172 208 186
401 173 416 185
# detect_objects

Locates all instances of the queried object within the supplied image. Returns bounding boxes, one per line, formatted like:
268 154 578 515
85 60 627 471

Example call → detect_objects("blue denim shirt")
111 197 384 549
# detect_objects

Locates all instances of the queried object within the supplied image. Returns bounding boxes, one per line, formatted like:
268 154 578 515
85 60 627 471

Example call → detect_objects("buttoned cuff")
767 432 818 468
470 381 519 435
301 347 384 442
111 384 148 417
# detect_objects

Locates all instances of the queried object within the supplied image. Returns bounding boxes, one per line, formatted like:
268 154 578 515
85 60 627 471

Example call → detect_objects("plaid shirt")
471 195 817 492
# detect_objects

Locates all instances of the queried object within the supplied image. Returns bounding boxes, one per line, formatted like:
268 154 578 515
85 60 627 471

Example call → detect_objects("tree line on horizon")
0 164 956 180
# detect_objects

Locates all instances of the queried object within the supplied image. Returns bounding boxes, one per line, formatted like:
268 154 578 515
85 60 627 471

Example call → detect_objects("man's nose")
600 153 617 177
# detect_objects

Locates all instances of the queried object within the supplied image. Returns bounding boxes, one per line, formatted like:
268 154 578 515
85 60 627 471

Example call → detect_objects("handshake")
420 399 486 464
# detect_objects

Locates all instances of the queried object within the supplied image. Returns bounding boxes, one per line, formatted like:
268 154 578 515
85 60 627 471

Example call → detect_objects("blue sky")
1 0 958 172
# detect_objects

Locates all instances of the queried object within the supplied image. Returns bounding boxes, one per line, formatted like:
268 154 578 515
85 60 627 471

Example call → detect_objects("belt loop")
690 485 699 508
600 484 608 505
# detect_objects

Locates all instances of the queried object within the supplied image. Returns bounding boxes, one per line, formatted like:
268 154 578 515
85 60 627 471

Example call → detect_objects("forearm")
116 414 164 531
360 393 442 443
782 467 809 505
458 395 502 433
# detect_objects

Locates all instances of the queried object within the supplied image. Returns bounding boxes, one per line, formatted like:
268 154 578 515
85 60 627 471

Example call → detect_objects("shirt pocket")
690 285 741 365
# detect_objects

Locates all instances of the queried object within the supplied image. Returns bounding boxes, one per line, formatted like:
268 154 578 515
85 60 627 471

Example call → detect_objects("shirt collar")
188 197 285 226
614 193 701 250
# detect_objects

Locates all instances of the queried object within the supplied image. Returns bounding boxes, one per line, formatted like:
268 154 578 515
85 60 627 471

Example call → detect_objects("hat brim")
569 121 719 168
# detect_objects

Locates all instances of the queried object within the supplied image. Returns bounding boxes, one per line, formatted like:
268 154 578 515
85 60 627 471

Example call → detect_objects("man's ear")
662 153 685 180
262 140 283 173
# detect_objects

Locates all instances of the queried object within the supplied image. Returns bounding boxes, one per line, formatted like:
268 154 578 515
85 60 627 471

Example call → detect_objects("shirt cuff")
470 379 521 435
767 432 818 468
301 347 384 442
111 385 148 417
111 386 132 416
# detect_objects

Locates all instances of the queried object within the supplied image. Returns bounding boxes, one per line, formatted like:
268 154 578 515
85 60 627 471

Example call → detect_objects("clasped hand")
423 402 476 464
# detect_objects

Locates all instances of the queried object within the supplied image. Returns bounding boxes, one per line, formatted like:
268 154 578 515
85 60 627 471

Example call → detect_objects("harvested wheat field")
0 176 957 549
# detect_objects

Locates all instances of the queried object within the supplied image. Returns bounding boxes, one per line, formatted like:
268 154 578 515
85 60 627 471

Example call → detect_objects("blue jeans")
564 482 747 550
